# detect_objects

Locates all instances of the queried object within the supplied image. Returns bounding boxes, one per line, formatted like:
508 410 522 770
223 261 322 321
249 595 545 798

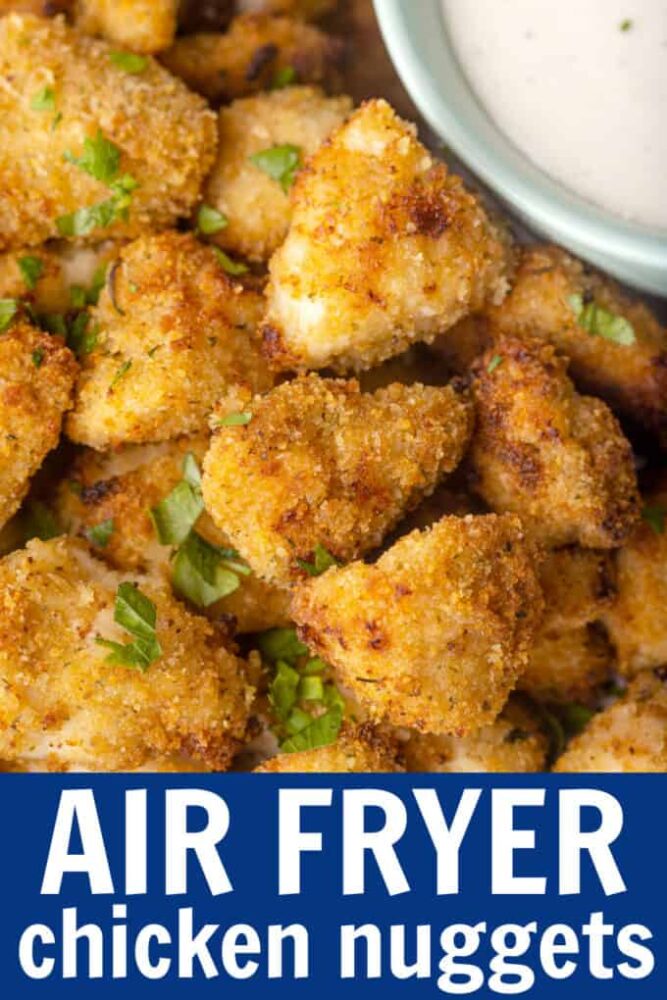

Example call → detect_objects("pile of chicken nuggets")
0 0 665 774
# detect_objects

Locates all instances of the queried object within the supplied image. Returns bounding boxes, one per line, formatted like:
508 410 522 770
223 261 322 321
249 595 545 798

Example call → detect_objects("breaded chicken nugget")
0 241 119 315
255 724 401 772
404 697 548 773
202 86 351 262
538 545 617 632
0 320 77 532
55 437 291 633
202 374 473 586
488 246 667 443
0 14 216 250
292 514 543 735
469 336 640 549
260 99 512 373
0 1 70 13
74 1 178 53
604 480 667 675
66 232 272 449
237 0 336 20
554 671 667 773
161 15 345 103
520 626 613 706
0 537 252 771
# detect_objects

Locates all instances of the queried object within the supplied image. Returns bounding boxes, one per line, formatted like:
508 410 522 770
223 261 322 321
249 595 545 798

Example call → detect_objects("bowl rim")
373 0 667 277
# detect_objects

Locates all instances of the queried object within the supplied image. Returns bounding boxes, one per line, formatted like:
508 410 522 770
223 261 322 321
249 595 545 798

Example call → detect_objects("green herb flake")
212 246 249 276
63 129 121 184
268 660 300 721
31 348 44 368
172 531 242 608
299 675 324 702
69 285 87 309
642 504 666 535
197 204 228 235
256 627 308 664
31 85 55 112
0 299 19 332
151 479 204 546
109 50 148 74
18 255 43 290
110 359 132 389
182 451 202 490
51 111 63 132
56 175 137 237
39 312 68 337
297 543 339 577
250 143 301 192
66 312 99 357
280 703 343 753
271 65 297 89
96 581 162 671
216 411 253 427
21 501 61 542
620 18 633 31
86 518 114 548
568 293 636 346
487 354 503 374
561 702 595 737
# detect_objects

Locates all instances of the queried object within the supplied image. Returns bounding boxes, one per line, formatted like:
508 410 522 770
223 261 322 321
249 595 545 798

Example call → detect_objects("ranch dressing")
441 0 667 229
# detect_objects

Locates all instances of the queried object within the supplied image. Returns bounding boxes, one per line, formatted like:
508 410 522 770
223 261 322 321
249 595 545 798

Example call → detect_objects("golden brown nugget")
260 99 511 373
469 336 640 549
0 14 216 251
161 15 345 104
255 725 401 773
404 698 548 773
0 537 253 771
237 0 336 20
538 546 617 632
0 241 119 315
520 626 613 706
0 320 77 532
604 481 667 675
292 514 543 735
66 232 272 449
489 246 667 442
554 671 667 773
202 86 351 262
202 374 473 586
55 437 291 633
0 1 70 14
74 1 178 53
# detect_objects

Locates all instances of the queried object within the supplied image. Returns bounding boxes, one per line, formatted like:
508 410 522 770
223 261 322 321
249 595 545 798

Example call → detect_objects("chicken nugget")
0 14 216 250
202 374 473 586
66 232 271 449
255 723 401 773
74 1 178 53
520 626 613 706
260 99 512 373
469 336 640 549
161 15 345 104
55 437 291 633
554 671 667 773
292 514 543 735
202 86 351 262
0 241 119 316
0 320 77 532
0 536 252 771
538 545 617 632
604 480 667 675
488 246 667 443
0 1 70 14
404 697 548 773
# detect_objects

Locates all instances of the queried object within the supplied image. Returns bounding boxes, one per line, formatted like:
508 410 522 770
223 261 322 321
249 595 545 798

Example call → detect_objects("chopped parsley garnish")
18 255 43 290
86 518 114 548
31 86 55 112
560 702 595 736
51 111 63 131
70 264 107 309
0 299 19 332
568 293 636 345
250 144 301 192
96 582 162 671
69 285 87 309
64 129 121 184
56 175 137 237
620 18 633 31
212 247 249 276
265 646 345 753
20 501 61 542
257 627 308 664
110 359 132 388
486 353 503 374
197 204 228 235
216 411 252 427
272 65 297 89
31 348 44 368
39 312 68 337
110 50 148 73
642 504 666 535
66 312 99 357
151 454 205 545
296 543 339 576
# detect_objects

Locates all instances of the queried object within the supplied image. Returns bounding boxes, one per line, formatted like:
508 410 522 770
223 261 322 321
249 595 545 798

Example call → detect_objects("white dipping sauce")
442 0 667 229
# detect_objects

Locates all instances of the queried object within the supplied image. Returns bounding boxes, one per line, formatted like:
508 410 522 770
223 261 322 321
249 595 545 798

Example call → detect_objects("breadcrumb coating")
470 336 640 549
404 697 548 773
604 479 667 675
0 14 216 250
74 0 178 53
260 99 512 373
66 231 272 449
292 514 543 735
55 437 291 633
0 537 252 771
0 320 77 532
161 15 345 103
554 671 667 773
0 1 70 14
202 374 473 586
538 546 617 632
202 86 351 262
520 626 613 706
255 724 401 773
0 241 120 314
488 246 667 443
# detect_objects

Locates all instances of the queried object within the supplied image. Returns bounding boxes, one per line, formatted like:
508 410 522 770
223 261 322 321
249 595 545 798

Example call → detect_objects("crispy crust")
255 723 402 773
292 513 543 735
74 0 178 53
